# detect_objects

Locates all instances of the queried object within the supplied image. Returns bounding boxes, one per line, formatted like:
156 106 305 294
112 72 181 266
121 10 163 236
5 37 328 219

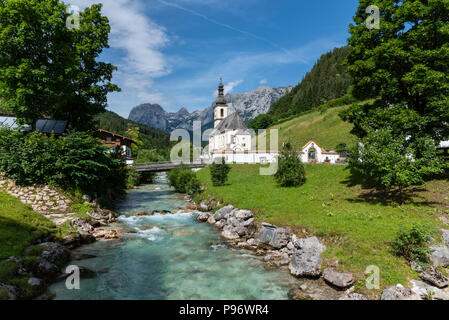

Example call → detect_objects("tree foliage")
209 158 231 187
392 223 432 264
167 166 201 195
248 113 275 131
342 0 448 189
0 0 120 130
0 129 127 198
274 142 306 187
270 46 352 118
349 129 441 191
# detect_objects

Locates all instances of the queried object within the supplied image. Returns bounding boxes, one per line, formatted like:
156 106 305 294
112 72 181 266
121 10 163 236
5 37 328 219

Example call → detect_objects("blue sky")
71 0 358 118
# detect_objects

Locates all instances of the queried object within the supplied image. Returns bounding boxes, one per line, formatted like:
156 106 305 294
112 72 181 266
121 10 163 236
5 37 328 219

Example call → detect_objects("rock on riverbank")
194 199 364 300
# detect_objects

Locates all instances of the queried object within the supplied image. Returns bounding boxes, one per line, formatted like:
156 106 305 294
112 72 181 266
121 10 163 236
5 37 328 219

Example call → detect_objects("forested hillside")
269 46 352 118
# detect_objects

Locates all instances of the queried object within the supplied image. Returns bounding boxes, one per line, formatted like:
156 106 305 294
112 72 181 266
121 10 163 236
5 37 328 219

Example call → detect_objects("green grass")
196 164 448 297
256 105 358 151
0 191 59 260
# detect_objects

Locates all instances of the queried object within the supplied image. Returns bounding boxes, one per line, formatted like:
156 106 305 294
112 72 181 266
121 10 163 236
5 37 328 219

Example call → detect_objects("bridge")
133 161 209 172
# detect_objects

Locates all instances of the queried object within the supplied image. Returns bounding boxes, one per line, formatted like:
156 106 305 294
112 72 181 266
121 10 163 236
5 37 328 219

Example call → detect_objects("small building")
300 140 340 164
97 129 134 164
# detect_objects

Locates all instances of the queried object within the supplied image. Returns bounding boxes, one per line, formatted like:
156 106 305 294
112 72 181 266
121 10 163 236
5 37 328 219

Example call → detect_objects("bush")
167 166 201 195
392 224 432 265
0 129 127 200
209 158 231 186
274 142 306 187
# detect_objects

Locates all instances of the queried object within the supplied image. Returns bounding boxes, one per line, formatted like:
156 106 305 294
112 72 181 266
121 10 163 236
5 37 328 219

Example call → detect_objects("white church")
205 80 341 164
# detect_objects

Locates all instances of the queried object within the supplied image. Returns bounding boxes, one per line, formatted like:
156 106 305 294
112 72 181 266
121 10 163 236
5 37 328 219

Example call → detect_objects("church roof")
211 112 249 136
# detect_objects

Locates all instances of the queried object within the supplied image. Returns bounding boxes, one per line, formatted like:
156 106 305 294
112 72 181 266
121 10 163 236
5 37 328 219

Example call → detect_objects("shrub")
0 129 127 200
167 166 201 195
209 158 231 186
392 224 432 265
274 142 306 187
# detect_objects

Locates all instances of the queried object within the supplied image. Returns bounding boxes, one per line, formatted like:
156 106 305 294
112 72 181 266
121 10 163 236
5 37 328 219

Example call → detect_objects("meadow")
196 164 449 296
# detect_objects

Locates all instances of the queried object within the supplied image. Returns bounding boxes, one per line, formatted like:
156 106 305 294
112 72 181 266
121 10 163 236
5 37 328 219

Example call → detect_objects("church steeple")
214 76 228 128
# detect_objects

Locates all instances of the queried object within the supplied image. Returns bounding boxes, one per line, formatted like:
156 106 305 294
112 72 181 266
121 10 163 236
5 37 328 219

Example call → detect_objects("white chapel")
208 79 252 154
206 80 341 165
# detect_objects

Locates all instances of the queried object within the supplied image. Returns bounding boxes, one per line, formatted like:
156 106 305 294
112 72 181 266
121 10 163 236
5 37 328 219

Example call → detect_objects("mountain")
225 86 292 124
128 86 292 133
269 46 352 118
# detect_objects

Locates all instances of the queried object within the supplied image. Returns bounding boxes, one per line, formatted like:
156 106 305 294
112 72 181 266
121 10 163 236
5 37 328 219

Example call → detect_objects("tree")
274 142 306 187
0 0 120 130
248 114 274 131
349 129 441 194
209 158 231 186
125 126 143 156
341 0 448 188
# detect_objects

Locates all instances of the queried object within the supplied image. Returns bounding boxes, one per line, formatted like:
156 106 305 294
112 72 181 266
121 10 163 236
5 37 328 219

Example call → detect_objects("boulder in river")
235 210 253 220
289 237 326 278
323 268 354 290
207 215 216 225
31 242 70 278
221 225 240 240
198 200 211 212
213 205 234 221
196 212 211 222
215 220 227 229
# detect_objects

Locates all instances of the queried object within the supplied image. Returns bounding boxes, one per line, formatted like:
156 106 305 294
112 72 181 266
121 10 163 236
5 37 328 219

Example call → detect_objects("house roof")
0 116 21 129
35 119 68 135
211 112 250 136
97 129 134 143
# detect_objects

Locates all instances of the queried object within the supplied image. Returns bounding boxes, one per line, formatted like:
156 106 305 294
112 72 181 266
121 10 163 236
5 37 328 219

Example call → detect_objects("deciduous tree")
0 0 120 130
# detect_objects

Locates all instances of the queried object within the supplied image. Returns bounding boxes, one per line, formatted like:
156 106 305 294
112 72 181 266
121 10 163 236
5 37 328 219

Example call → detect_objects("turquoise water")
48 174 295 300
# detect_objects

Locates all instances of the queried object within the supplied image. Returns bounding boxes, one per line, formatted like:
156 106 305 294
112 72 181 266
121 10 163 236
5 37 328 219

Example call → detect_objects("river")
48 173 295 300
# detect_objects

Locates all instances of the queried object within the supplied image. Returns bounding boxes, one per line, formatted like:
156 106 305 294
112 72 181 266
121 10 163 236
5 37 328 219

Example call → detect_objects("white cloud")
259 78 268 85
70 0 170 106
212 79 243 97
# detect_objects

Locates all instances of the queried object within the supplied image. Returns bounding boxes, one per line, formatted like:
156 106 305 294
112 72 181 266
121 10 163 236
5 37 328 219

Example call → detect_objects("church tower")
214 77 228 128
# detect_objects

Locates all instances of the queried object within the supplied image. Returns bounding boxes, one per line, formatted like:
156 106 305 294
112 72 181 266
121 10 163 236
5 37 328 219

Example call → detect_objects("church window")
221 109 224 117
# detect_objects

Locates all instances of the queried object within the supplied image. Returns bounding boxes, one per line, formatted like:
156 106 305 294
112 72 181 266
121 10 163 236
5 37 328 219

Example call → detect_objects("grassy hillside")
256 105 357 151
0 191 59 259
195 164 448 297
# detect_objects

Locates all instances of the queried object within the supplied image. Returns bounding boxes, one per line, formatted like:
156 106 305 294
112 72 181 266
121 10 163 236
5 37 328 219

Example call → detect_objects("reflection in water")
49 173 295 300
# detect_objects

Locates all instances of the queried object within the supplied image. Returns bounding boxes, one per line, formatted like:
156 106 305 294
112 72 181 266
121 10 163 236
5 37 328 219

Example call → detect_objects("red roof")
97 129 135 143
